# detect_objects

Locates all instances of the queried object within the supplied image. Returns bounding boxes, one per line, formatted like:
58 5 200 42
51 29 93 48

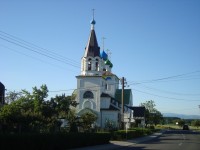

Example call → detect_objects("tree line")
0 84 97 134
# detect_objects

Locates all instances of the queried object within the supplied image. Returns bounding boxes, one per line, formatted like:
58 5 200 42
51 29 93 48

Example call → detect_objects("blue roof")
100 50 108 60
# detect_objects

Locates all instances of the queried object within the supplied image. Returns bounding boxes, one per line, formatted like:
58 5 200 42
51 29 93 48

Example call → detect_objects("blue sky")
1 0 200 116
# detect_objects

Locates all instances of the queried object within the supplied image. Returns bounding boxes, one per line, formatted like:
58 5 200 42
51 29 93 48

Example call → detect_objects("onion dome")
100 50 108 60
90 19 96 25
110 62 113 68
105 59 113 68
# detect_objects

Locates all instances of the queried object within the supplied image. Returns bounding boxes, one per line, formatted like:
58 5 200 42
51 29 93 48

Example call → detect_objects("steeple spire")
84 9 100 57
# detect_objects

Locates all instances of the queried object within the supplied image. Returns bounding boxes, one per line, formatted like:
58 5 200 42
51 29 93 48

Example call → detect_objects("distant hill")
163 113 200 119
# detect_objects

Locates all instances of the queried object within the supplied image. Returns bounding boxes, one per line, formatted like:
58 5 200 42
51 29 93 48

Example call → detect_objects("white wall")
101 110 119 128
100 98 110 108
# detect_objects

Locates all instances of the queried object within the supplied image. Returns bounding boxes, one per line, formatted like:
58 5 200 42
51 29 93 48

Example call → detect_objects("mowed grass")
156 124 200 131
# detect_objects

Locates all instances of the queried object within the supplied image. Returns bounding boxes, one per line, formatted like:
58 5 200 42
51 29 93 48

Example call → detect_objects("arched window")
83 91 94 98
88 58 92 70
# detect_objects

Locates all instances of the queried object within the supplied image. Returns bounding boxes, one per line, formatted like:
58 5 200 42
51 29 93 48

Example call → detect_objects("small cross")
106 49 112 60
92 9 95 20
102 37 106 50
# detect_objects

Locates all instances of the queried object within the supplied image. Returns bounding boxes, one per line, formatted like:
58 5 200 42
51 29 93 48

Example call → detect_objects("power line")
134 84 200 96
132 88 200 101
0 30 80 68
128 70 200 85
0 30 80 65
0 44 79 73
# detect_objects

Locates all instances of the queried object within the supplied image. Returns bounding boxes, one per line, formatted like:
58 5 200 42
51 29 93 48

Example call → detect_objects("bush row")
0 132 111 150
111 128 158 140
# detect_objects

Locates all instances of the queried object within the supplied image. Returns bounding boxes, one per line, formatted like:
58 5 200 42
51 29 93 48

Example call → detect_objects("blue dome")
100 50 108 60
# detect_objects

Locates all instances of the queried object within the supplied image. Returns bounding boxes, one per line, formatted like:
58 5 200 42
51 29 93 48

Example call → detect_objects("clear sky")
1 0 200 116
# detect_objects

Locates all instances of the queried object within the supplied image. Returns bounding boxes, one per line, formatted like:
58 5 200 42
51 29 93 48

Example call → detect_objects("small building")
129 106 145 127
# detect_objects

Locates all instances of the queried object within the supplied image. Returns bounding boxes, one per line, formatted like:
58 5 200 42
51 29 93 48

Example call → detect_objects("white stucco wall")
100 98 110 108
101 110 119 128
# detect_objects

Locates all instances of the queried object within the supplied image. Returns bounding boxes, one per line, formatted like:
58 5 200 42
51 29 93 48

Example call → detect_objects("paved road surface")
130 130 200 150
72 129 200 150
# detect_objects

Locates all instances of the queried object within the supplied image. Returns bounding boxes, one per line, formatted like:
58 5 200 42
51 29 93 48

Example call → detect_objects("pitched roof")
101 92 111 97
102 71 115 76
115 89 132 105
84 29 100 57
101 104 120 111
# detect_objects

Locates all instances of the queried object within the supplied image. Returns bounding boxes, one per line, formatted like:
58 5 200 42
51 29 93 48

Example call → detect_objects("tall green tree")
140 100 163 126
51 94 78 118
5 91 22 104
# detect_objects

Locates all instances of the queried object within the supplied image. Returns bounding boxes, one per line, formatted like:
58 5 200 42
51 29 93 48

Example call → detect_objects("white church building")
73 14 134 129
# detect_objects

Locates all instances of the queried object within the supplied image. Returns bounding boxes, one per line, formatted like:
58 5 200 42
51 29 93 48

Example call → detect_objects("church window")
105 83 108 90
95 59 99 71
83 91 94 98
105 83 111 90
88 58 92 70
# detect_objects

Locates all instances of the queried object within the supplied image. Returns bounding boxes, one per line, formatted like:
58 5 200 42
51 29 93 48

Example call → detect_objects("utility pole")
120 77 127 129
121 77 124 129
121 77 124 114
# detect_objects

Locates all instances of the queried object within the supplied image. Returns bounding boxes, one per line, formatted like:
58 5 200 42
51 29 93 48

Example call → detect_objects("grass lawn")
156 124 200 131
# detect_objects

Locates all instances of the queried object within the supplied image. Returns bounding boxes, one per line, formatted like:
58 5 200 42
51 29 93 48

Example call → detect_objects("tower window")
105 83 108 90
95 59 99 71
88 58 92 70
83 91 94 98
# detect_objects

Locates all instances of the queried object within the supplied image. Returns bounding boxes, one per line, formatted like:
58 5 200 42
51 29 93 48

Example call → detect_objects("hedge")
111 128 158 140
0 132 111 150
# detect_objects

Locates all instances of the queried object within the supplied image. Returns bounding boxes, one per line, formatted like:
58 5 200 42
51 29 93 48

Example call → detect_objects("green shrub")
110 128 159 141
0 132 111 150
111 129 144 140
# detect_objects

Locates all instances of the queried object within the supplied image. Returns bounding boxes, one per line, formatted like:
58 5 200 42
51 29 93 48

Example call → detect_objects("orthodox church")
73 14 134 129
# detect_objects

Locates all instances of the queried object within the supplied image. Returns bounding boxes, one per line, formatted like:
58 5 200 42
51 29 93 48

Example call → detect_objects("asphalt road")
120 130 200 150
73 129 200 150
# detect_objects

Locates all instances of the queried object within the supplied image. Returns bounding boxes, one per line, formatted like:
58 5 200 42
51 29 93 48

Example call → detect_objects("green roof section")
115 89 132 105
